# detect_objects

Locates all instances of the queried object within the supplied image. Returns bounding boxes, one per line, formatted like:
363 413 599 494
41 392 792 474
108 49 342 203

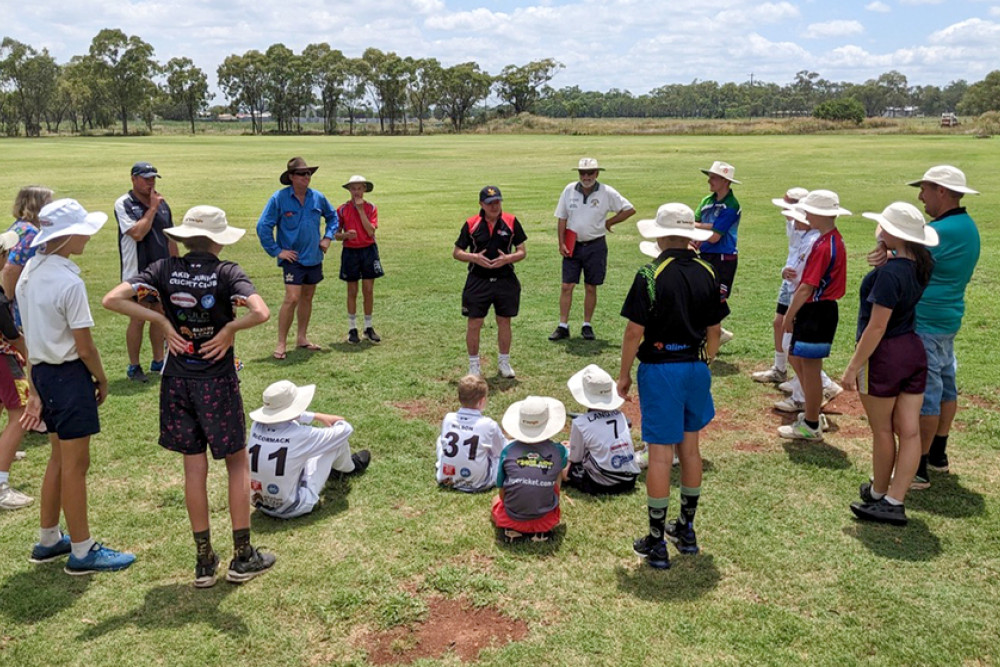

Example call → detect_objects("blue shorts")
31 360 100 440
339 244 384 282
562 236 607 286
637 361 714 445
282 261 323 286
918 332 957 416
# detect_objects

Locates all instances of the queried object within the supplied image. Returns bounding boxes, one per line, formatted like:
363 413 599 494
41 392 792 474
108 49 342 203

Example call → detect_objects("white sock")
71 537 96 559
39 525 62 547
469 355 480 364
348 314 357 329
0 471 8 485
558 322 568 329
884 495 903 506
498 354 510 363
774 350 787 373
870 487 885 500
364 315 373 328
582 321 591 328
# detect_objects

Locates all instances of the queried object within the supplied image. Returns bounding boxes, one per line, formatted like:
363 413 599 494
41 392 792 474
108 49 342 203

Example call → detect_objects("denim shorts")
917 331 957 416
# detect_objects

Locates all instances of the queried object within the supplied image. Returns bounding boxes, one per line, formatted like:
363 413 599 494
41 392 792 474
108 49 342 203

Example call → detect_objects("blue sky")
2 0 998 94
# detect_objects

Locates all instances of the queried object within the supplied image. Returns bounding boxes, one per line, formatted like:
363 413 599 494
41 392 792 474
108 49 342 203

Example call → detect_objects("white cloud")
865 1 891 12
716 2 800 24
804 20 865 39
929 18 1000 45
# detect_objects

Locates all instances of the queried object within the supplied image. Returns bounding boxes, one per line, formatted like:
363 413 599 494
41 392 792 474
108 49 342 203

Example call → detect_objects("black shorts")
701 253 738 303
859 331 928 397
562 236 607 286
565 462 636 496
776 302 789 316
31 360 100 440
282 261 323 286
790 300 838 359
339 244 384 282
160 374 246 459
462 273 520 319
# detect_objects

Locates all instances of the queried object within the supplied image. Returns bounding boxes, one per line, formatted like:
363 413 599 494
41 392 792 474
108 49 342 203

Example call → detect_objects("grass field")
0 134 998 666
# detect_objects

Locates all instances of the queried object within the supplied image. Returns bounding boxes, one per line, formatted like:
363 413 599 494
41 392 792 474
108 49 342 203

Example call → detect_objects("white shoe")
777 414 823 441
498 359 516 378
14 450 26 461
468 360 481 377
777 381 794 395
774 397 805 413
0 482 34 510
635 448 649 470
799 412 831 432
719 328 734 345
823 381 844 405
751 366 787 383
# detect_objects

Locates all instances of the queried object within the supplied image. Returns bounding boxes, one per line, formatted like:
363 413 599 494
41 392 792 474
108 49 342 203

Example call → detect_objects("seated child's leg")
59 436 91 543
183 452 211 532
225 448 251 532
798 357 825 422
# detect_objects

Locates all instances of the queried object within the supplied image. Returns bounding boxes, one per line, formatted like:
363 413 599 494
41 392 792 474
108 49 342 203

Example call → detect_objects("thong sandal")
273 350 287 360
297 343 322 351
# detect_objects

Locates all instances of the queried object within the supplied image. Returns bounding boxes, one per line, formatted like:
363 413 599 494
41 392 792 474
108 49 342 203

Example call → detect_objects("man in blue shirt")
257 157 338 359
694 161 741 345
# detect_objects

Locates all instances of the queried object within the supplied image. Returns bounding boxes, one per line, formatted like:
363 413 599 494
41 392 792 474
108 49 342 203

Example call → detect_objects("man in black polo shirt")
453 186 527 379
114 161 177 383
617 203 726 570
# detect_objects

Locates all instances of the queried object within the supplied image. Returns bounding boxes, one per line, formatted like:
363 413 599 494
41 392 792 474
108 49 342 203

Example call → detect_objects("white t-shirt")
248 416 354 516
569 409 640 485
436 408 505 492
783 225 821 289
16 254 94 365
554 182 634 242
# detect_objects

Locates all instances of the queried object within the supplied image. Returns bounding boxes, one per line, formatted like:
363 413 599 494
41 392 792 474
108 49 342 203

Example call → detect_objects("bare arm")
705 324 721 362
102 282 187 355
842 305 892 391
124 192 164 242
617 320 645 398
72 327 108 405
604 207 636 232
780 283 817 346
557 218 570 257
494 243 526 267
1 263 22 304
199 293 270 361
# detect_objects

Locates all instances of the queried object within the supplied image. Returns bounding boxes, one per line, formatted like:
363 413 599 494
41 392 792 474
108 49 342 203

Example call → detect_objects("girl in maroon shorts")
842 202 938 526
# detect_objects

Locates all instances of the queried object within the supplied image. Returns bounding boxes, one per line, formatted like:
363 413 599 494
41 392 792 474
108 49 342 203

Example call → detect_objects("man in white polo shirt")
550 158 635 341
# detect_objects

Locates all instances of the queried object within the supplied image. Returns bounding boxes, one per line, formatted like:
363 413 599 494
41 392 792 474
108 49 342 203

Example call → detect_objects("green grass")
0 134 998 666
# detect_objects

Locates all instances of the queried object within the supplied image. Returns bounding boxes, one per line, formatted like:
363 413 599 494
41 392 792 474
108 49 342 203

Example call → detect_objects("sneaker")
859 481 881 503
778 414 823 441
126 364 149 383
664 519 700 555
468 359 481 377
581 324 595 340
502 528 524 544
194 553 220 588
364 327 381 344
909 474 931 491
719 328 734 345
0 482 34 510
529 531 552 542
347 328 360 344
850 498 908 526
226 546 275 583
350 450 371 475
498 358 516 378
927 454 949 473
548 326 570 341
14 450 26 460
64 543 136 575
751 366 787 383
29 534 71 563
777 381 794 395
823 381 844 405
632 534 671 569
798 412 831 432
774 397 805 413
149 359 165 374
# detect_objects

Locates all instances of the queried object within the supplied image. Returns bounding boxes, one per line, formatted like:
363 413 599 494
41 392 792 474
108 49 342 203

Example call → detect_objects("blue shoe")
64 543 136 575
664 519 700 555
633 534 671 569
29 534 71 563
149 359 165 374
127 364 149 383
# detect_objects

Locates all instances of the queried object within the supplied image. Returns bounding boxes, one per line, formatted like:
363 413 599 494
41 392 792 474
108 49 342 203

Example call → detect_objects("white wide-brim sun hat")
31 198 108 248
862 202 939 247
639 241 663 258
636 202 712 242
794 189 851 217
164 205 246 246
502 396 566 444
249 381 317 424
781 207 811 225
907 165 978 195
771 187 809 208
700 160 741 184
575 157 604 171
567 364 624 411
342 174 374 192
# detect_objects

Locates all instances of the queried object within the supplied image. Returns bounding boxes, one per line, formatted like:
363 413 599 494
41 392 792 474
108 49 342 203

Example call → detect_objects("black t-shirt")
130 252 256 378
856 258 927 341
620 249 729 363
117 191 173 271
454 211 527 279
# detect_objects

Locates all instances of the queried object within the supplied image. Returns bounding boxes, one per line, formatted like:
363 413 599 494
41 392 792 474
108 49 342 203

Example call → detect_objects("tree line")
3 28 1000 137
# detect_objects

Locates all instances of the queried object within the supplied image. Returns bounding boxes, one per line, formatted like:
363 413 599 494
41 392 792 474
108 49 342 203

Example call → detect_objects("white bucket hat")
575 157 604 172
862 202 939 247
164 205 246 246
249 381 316 424
567 364 624 411
780 208 811 226
700 161 741 184
771 187 809 208
342 174 374 192
636 203 713 242
907 165 978 195
31 198 108 248
793 189 851 217
502 396 566 444
0 230 20 252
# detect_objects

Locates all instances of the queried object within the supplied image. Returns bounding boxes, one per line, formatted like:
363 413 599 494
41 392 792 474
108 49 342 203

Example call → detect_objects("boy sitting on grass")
436 374 505 493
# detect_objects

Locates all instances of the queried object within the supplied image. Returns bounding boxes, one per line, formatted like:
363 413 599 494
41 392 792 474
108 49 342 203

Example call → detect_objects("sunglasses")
579 170 598 176
293 170 313 177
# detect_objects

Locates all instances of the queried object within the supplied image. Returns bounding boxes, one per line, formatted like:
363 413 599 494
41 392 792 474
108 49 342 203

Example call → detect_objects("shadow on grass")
485 376 520 393
77 582 247 641
904 474 985 518
0 567 92 624
708 359 739 378
107 376 160 397
844 517 942 561
250 477 355 534
615 553 721 601
494 523 566 556
562 338 615 357
782 440 851 470
256 347 339 366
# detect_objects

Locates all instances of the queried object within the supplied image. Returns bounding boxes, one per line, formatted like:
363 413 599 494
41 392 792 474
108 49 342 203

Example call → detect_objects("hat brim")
480 197 502 204
134 172 161 179
30 213 107 248
639 240 662 258
700 168 741 185
906 178 979 195
862 212 939 247
772 197 796 208
636 217 713 241
249 384 316 424
502 397 566 444
575 167 605 172
342 181 374 192
280 166 319 186
567 367 625 411
164 224 246 246
782 208 809 224
797 203 851 217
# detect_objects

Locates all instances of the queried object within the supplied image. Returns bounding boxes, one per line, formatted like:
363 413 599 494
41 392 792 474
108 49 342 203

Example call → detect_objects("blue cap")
479 185 502 204
131 162 160 178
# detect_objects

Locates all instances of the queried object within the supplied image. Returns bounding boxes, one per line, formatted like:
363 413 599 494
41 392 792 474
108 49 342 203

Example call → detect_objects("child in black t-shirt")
103 205 273 587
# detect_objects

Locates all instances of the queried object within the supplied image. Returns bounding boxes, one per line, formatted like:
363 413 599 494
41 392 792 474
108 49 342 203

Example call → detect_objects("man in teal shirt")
694 161 741 344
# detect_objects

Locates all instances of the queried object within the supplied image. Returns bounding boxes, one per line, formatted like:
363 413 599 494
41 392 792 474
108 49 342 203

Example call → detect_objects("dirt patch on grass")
963 393 997 411
366 596 528 665
390 399 439 423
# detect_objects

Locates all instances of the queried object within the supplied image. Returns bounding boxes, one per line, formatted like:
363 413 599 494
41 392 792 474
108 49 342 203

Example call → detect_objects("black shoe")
195 552 219 589
632 534 670 569
127 364 149 383
548 326 570 341
364 327 381 344
859 481 880 503
927 453 949 473
347 328 360 344
350 450 371 475
850 498 908 526
664 519 700 555
581 324 595 340
226 546 276 583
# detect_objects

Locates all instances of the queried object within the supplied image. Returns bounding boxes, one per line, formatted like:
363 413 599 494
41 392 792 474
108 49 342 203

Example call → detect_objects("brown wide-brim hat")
280 157 319 185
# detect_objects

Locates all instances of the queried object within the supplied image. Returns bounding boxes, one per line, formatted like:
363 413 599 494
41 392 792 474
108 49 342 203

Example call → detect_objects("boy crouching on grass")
248 380 370 519
491 396 567 543
103 205 273 588
436 374 505 493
